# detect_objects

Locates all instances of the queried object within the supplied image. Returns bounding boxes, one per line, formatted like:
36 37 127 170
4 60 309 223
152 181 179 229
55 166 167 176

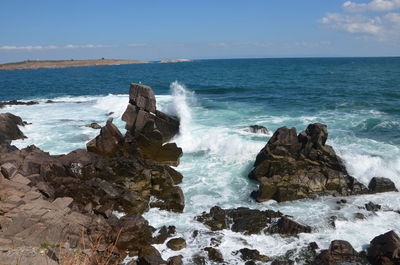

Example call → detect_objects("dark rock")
368 177 398 193
166 238 187 251
113 216 154 251
355 213 366 220
192 255 206 265
0 113 27 141
249 123 368 202
0 100 38 108
128 83 157 113
268 216 312 236
84 122 102 129
87 118 123 157
246 125 269 134
367 230 400 265
234 248 270 262
153 225 176 244
313 240 369 265
204 247 224 263
138 246 167 265
167 255 183 265
365 202 381 212
196 206 309 236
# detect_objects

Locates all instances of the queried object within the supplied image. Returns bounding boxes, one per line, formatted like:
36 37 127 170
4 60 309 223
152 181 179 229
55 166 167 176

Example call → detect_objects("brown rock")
313 240 368 265
166 238 187 251
368 177 398 193
367 230 400 265
249 123 368 202
0 113 27 142
128 84 157 113
87 118 123 156
204 247 224 263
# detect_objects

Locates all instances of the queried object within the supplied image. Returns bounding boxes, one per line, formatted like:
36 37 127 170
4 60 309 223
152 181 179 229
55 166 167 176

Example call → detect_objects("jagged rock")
87 118 123 156
166 238 187 251
249 123 369 202
122 83 179 143
313 240 369 265
196 206 309 236
192 255 206 265
268 216 312 236
365 201 381 212
246 125 269 134
0 113 27 142
204 247 224 263
367 230 400 265
368 177 398 193
114 216 154 251
234 248 270 262
153 225 176 244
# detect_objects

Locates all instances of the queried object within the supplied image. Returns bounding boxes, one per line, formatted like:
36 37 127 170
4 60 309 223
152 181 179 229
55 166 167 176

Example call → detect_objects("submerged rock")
196 206 310 236
245 125 269 134
234 248 270 262
204 247 224 263
365 201 381 212
83 122 102 129
249 123 369 202
0 100 39 108
367 230 400 265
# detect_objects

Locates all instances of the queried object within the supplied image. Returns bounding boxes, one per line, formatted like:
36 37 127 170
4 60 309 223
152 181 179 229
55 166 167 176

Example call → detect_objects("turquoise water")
1 58 400 263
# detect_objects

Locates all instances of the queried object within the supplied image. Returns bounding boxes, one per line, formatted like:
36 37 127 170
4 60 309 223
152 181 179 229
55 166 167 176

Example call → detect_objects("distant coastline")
0 59 150 70
0 58 195 71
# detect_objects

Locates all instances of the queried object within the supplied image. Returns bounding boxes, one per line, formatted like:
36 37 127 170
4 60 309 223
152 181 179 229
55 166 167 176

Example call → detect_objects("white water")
3 82 400 264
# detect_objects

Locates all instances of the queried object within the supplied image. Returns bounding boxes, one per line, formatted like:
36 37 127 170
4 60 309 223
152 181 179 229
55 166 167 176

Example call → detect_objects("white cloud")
343 0 400 12
320 10 400 41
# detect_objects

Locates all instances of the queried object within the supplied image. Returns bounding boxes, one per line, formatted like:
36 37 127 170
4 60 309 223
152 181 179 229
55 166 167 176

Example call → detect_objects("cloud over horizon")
0 44 109 51
320 0 400 41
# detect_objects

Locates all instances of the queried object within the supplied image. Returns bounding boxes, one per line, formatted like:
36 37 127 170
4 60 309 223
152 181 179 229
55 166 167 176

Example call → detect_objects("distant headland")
0 59 149 70
0 58 194 71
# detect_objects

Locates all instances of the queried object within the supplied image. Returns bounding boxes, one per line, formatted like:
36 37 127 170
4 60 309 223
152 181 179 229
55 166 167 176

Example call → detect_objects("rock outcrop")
0 83 184 265
0 100 39 108
0 112 27 143
196 206 311 236
367 230 400 265
368 177 398 193
121 83 182 166
249 123 369 202
245 125 269 134
313 240 369 265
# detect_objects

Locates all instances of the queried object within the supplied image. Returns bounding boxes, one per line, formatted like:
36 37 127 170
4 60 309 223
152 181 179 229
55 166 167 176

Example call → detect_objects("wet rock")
268 216 312 236
197 206 309 236
166 238 187 251
365 201 381 212
192 255 206 265
153 225 176 244
0 100 39 108
138 246 167 265
246 125 269 134
204 247 224 263
87 118 123 156
368 177 398 193
249 123 369 202
367 230 400 265
0 113 27 141
234 248 270 262
167 255 183 265
313 240 369 265
355 213 366 219
113 216 154 251
83 122 102 129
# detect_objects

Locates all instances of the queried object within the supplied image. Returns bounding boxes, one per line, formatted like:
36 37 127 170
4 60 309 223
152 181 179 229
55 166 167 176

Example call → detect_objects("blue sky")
0 0 399 62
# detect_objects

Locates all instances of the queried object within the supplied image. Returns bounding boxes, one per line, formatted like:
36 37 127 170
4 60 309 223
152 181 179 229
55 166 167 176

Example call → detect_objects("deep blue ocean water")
1 58 399 263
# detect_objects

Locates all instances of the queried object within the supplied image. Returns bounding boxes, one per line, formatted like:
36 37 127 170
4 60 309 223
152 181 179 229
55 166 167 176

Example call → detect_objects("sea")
1 57 400 264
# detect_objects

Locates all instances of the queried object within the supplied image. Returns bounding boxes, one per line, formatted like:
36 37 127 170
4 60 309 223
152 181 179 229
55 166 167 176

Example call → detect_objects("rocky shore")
0 85 399 265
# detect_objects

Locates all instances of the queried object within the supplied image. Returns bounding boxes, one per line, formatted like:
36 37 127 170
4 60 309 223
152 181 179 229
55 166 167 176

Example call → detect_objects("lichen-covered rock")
249 123 369 202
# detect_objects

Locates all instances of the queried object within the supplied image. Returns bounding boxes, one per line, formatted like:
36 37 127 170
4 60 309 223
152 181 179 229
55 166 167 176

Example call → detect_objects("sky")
0 0 399 63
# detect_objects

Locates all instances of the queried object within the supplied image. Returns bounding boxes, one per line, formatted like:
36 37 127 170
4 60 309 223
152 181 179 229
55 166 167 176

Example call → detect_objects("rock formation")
249 123 371 202
367 230 400 265
196 206 311 236
313 240 369 265
0 83 184 265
